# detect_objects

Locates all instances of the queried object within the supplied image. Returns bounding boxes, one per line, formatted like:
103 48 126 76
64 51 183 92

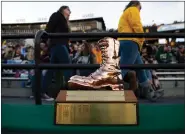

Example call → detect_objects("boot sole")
68 80 124 91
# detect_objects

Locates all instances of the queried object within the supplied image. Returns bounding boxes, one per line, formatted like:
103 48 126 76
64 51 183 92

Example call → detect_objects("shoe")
142 84 164 102
42 93 54 101
29 95 34 99
30 94 54 101
68 37 124 90
25 83 31 88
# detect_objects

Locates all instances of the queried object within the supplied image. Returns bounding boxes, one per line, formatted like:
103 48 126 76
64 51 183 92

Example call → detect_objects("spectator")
176 45 185 63
155 45 172 63
72 41 93 76
141 44 162 98
12 44 25 61
24 46 34 61
40 43 50 63
118 0 163 101
2 43 15 61
30 43 53 100
42 5 72 99
141 44 153 81
70 43 78 58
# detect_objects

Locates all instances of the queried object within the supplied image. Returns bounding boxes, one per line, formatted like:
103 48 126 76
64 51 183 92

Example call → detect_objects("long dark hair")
58 5 71 32
58 6 69 13
124 0 140 11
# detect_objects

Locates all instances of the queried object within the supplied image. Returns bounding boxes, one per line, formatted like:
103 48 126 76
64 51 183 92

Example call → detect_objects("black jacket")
45 11 70 47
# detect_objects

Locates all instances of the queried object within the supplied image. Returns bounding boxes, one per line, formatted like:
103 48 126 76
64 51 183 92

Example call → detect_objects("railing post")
34 36 42 105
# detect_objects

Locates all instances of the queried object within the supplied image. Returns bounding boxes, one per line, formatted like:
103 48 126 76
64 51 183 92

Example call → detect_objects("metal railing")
2 32 185 39
158 77 184 81
155 72 185 75
2 32 185 105
2 71 184 81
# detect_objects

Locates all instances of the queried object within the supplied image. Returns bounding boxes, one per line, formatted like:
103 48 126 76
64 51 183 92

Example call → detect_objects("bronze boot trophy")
68 37 124 90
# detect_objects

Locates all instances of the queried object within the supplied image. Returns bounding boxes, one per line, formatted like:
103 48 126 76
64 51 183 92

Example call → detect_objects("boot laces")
88 39 109 77
99 41 109 67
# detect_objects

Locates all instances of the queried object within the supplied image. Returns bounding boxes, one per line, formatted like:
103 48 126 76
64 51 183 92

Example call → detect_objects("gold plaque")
55 90 138 125
66 91 125 101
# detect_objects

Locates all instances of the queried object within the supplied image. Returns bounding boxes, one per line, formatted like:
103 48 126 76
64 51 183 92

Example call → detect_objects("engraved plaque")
66 91 125 101
55 90 138 125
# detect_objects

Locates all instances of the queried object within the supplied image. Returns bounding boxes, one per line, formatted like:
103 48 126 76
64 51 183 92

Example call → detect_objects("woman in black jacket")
41 6 72 99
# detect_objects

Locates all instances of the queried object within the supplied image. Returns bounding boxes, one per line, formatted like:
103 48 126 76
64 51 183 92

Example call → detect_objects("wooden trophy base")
54 90 138 125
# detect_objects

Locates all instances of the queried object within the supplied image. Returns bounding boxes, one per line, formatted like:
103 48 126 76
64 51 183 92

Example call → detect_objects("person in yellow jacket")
118 0 164 101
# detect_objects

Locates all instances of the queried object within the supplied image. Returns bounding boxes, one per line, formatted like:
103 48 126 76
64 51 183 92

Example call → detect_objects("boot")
68 37 124 90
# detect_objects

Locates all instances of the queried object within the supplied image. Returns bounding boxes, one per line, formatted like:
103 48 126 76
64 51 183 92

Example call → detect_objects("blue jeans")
119 40 149 85
42 44 72 92
145 69 152 81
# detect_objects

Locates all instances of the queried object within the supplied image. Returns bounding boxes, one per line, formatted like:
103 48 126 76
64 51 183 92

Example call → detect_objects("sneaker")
29 94 54 102
29 95 34 99
25 84 31 88
143 84 164 102
42 94 54 101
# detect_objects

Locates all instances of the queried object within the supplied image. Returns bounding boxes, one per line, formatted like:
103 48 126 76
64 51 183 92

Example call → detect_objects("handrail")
2 32 185 39
2 63 185 69
2 71 184 75
156 72 185 75
158 77 185 81
1 77 184 81
1 77 28 81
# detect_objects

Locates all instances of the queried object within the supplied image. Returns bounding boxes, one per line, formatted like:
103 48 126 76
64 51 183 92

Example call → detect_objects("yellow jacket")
118 7 145 51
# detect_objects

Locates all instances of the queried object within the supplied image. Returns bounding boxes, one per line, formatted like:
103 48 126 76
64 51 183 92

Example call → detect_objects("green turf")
2 103 184 133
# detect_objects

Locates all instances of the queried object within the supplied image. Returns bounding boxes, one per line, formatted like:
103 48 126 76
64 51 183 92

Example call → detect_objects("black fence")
2 32 185 105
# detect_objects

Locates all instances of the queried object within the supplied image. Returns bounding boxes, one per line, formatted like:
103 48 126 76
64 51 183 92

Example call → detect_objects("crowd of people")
2 40 184 65
1 42 34 63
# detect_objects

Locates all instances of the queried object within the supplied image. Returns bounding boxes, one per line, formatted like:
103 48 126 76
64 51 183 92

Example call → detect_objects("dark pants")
31 70 46 94
119 40 149 86
42 44 72 92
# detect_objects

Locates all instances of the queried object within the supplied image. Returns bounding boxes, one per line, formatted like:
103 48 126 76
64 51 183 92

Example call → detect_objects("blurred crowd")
1 39 185 100
2 40 185 70
1 42 34 63
141 42 185 64
70 41 185 65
